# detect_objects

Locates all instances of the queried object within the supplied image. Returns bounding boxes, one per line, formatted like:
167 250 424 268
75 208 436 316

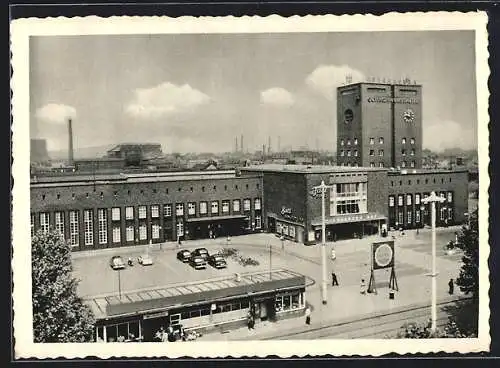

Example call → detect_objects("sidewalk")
197 285 467 341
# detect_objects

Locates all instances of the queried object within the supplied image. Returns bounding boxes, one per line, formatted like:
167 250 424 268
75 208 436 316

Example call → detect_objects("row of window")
339 162 363 167
339 137 416 147
339 150 358 157
33 210 263 247
37 183 260 201
391 177 453 186
333 182 367 197
179 299 251 321
391 206 453 225
368 162 387 168
389 192 453 207
276 221 297 238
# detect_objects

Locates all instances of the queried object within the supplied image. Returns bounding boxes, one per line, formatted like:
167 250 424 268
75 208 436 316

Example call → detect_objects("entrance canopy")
84 269 306 321
311 212 386 226
186 214 246 222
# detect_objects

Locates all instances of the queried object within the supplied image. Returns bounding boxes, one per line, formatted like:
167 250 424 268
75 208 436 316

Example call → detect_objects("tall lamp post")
421 191 446 332
311 180 331 305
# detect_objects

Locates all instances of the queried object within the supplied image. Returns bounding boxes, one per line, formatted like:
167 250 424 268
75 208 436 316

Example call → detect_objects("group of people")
154 325 199 342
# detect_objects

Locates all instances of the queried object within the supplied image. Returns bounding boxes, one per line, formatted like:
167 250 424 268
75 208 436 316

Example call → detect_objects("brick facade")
31 173 263 251
31 166 469 248
387 170 468 229
337 82 423 169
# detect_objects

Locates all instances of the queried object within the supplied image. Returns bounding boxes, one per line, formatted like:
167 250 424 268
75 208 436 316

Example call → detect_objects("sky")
30 31 478 154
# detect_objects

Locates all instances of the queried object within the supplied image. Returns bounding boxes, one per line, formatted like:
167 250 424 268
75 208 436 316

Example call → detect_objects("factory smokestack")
240 135 244 153
68 118 74 166
235 136 239 152
268 136 271 154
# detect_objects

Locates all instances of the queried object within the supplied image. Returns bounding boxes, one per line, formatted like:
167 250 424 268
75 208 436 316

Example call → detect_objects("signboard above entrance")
280 206 304 223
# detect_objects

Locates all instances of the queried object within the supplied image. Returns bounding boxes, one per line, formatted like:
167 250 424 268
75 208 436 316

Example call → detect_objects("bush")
397 318 476 339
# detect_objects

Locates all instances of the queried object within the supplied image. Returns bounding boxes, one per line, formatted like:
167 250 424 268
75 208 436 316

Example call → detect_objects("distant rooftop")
241 164 387 174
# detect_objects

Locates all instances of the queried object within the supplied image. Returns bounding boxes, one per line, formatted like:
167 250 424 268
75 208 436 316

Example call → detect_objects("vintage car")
138 254 154 266
110 255 126 270
189 255 207 270
208 254 227 269
176 250 192 263
191 248 210 260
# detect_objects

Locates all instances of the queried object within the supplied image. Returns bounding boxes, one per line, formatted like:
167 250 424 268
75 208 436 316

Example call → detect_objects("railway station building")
30 171 263 251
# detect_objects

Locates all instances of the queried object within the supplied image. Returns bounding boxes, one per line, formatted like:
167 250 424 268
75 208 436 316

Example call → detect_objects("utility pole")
422 191 446 332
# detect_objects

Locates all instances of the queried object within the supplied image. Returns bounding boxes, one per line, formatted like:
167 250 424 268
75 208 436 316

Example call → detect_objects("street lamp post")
421 191 446 332
312 180 330 305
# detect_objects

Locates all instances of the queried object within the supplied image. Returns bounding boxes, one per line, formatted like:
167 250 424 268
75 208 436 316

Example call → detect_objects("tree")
32 230 95 342
452 207 479 335
456 208 479 299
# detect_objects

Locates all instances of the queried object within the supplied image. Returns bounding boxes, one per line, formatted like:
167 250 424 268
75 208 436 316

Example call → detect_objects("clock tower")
336 81 422 169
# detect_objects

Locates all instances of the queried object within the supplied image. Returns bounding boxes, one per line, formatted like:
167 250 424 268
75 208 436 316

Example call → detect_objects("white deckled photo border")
11 12 490 358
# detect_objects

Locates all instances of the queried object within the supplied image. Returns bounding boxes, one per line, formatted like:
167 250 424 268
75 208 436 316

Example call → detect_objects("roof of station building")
30 170 261 186
241 164 387 174
387 168 468 176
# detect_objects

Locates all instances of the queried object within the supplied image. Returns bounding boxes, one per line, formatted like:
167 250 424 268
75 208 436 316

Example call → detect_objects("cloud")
125 82 210 119
424 120 475 152
306 64 365 100
260 87 294 107
35 103 76 124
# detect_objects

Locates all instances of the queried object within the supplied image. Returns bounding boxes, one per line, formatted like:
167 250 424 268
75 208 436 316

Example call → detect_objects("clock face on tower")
402 108 415 124
344 109 354 124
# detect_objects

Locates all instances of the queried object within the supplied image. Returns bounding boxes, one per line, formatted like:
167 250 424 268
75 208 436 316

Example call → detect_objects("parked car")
177 250 192 263
138 254 153 266
208 254 227 269
189 255 207 270
110 255 126 270
192 248 209 260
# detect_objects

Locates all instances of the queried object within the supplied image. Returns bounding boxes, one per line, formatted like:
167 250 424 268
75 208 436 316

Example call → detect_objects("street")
72 224 467 340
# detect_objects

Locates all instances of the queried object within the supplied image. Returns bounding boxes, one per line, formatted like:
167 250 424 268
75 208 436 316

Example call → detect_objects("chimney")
235 136 239 152
68 118 74 166
268 136 271 154
240 135 244 153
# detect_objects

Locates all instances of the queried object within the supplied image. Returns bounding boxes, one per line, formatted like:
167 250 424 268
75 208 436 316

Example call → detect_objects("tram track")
261 298 466 340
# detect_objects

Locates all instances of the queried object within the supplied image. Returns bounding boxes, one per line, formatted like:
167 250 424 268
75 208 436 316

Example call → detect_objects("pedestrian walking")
305 306 311 325
331 272 339 286
448 278 454 295
360 279 366 295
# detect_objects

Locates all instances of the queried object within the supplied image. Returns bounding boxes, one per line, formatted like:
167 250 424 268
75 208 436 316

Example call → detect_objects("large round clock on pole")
367 240 398 294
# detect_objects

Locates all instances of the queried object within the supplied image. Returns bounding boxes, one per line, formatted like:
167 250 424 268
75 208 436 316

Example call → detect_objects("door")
259 302 268 320
297 227 304 243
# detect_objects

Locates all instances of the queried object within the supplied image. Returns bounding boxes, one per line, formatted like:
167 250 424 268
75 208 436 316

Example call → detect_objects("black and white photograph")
11 12 489 358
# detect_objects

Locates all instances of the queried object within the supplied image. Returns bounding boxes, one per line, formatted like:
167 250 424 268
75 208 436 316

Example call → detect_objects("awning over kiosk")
84 269 306 320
